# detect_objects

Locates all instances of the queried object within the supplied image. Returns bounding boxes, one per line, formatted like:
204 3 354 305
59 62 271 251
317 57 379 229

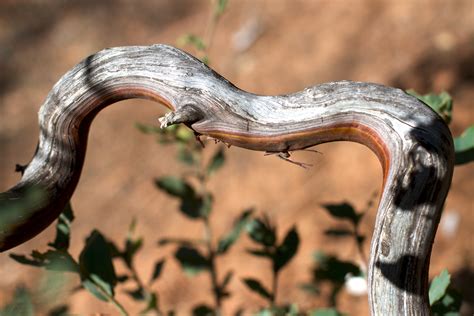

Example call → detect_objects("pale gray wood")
0 45 454 315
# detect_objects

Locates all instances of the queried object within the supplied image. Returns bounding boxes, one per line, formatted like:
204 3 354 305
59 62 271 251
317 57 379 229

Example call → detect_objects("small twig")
264 151 313 169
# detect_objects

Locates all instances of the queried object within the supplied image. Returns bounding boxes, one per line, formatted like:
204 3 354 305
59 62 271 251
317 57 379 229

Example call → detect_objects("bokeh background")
0 0 473 314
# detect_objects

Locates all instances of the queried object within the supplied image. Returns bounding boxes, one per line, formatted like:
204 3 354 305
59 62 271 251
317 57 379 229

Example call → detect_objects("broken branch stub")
0 44 454 315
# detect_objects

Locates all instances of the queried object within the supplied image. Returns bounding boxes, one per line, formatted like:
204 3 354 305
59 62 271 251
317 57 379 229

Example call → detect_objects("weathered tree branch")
0 45 454 315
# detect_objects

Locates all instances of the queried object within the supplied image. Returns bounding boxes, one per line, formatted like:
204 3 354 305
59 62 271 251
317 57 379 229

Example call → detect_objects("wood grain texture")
0 45 454 315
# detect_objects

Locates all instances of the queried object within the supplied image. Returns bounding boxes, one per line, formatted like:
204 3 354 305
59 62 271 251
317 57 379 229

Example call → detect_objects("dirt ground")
0 0 473 315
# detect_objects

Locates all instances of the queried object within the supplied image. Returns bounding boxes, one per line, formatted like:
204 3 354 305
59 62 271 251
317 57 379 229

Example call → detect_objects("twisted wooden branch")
0 45 454 315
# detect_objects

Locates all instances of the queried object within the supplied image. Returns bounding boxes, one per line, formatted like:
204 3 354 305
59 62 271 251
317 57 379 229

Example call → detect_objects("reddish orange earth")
0 1 473 315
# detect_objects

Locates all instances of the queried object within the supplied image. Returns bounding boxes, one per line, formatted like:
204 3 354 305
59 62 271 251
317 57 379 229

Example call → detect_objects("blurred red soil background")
0 0 473 315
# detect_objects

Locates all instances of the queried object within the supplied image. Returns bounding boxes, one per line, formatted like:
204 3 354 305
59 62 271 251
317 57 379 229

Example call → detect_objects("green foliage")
175 246 210 276
407 90 474 165
48 203 75 250
429 269 451 305
322 203 362 226
274 226 300 272
214 0 229 17
246 215 277 247
79 230 117 302
243 278 273 300
407 90 453 124
243 216 300 308
150 259 165 285
192 304 214 316
431 288 462 316
246 217 300 274
0 287 34 316
10 250 78 272
9 203 168 315
217 209 253 254
428 269 462 316
321 201 368 265
309 251 362 306
309 308 346 316
156 176 213 219
178 34 207 51
207 148 225 176
312 252 362 285
453 125 474 165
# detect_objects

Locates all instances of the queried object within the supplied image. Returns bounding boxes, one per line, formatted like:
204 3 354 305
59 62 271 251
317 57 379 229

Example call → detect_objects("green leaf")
155 177 212 219
242 278 272 301
157 237 201 247
429 269 451 305
406 90 453 124
246 216 276 247
123 219 143 268
431 288 462 316
0 286 34 316
214 0 229 16
220 270 233 292
116 275 129 283
312 251 361 284
198 193 213 219
246 248 272 258
177 147 196 166
255 305 299 316
125 287 146 301
139 292 160 315
177 34 207 51
9 252 44 267
107 241 121 258
274 226 299 272
217 209 253 254
299 283 320 295
201 55 210 65
254 309 273 316
9 250 78 272
309 308 346 316
135 122 162 134
79 230 117 302
48 305 69 316
207 148 225 176
156 176 194 198
174 246 209 276
48 202 74 250
149 259 165 284
322 203 361 226
454 125 474 165
192 304 214 316
175 125 195 143
324 228 354 238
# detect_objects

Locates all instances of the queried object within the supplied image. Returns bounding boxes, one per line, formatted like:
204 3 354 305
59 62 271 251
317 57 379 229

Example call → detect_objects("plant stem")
203 216 222 314
271 268 278 306
110 295 129 316
129 262 145 290
204 0 219 52
94 282 129 316
354 225 368 272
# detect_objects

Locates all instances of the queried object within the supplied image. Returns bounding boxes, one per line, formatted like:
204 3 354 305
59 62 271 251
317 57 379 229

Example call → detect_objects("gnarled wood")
0 45 454 315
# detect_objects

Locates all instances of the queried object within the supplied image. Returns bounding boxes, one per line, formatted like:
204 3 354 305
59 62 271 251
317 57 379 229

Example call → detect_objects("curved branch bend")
0 45 454 315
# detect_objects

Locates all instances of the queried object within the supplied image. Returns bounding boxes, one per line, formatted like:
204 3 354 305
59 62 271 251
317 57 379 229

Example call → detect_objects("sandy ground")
0 0 473 315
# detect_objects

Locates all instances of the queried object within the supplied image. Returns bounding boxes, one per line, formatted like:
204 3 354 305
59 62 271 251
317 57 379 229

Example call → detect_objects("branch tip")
158 104 204 129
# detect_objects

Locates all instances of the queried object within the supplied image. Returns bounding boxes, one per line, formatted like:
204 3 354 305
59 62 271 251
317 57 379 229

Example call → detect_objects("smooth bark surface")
0 45 454 315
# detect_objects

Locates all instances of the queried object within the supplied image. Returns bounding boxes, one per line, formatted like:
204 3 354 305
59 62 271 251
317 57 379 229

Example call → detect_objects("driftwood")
0 45 454 315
